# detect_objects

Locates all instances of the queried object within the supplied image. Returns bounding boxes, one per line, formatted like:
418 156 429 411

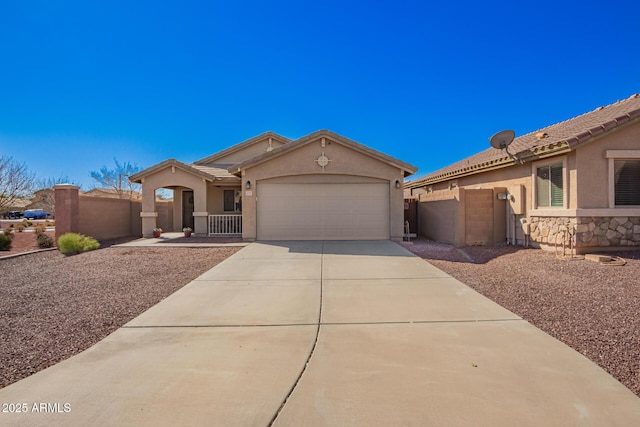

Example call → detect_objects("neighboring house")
405 94 640 253
0 197 30 215
25 188 54 215
83 188 142 200
130 130 417 240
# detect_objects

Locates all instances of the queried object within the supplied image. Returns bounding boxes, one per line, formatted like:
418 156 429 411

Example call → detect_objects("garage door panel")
257 183 389 240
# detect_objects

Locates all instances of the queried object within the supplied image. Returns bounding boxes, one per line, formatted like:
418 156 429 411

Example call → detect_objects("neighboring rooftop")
406 94 640 188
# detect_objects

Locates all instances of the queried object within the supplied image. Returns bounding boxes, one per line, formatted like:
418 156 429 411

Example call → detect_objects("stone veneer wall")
529 216 640 249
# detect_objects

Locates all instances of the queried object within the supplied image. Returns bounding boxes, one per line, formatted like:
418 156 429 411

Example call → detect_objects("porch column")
140 183 157 237
193 179 208 236
53 184 80 242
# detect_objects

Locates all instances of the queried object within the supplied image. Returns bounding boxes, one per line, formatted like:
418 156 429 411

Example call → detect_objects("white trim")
529 208 640 217
605 150 640 159
607 150 640 208
140 211 158 218
193 211 209 217
531 156 568 210
208 214 242 235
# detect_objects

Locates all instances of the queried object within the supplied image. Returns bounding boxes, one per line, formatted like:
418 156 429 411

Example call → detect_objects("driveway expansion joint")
267 240 326 426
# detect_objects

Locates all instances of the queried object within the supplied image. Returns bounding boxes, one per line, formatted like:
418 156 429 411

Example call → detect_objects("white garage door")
257 183 389 240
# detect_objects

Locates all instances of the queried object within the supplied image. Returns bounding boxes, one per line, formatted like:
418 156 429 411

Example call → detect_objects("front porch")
128 159 244 238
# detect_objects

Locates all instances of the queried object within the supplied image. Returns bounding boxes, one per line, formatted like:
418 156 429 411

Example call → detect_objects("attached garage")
257 181 389 240
230 130 417 241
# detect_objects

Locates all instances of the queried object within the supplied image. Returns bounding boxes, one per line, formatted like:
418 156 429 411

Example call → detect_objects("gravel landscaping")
3 238 639 399
0 244 240 389
0 230 56 256
404 239 640 397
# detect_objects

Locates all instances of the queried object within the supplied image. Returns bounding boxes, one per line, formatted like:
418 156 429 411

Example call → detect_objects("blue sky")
1 0 639 189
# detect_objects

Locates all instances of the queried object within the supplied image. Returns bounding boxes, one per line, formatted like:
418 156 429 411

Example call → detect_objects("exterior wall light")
245 180 251 189
395 180 401 189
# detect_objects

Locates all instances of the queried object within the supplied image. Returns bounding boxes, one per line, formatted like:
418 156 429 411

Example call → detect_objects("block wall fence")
54 185 173 242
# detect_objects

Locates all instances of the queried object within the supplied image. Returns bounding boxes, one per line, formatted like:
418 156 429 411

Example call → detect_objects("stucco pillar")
140 183 157 237
193 180 208 236
54 184 80 242
390 175 405 241
241 175 256 241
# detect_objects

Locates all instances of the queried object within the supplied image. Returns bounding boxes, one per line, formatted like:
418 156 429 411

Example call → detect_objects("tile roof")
190 164 237 178
406 94 640 188
129 159 220 183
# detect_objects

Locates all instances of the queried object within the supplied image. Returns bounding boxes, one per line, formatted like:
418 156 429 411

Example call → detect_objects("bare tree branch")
0 156 35 212
89 158 141 199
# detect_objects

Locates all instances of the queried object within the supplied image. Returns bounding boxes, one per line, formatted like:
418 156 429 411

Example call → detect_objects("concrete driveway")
1 241 640 426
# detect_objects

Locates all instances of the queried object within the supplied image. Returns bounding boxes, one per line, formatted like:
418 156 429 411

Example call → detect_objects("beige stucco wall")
206 185 242 214
415 165 529 246
240 135 407 240
213 137 288 164
575 122 640 208
138 167 208 236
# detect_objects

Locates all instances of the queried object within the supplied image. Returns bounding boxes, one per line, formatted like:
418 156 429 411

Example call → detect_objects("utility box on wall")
508 184 525 215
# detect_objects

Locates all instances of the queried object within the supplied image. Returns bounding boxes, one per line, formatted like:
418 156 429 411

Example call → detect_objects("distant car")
6 211 23 219
23 209 49 220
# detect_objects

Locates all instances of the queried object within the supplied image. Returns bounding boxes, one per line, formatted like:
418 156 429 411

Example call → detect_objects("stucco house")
130 130 417 240
405 94 640 253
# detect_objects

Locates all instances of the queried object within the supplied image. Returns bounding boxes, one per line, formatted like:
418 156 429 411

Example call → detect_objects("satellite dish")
489 130 515 150
489 129 521 164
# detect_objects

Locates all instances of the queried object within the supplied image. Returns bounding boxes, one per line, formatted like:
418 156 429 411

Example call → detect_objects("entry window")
614 160 640 205
536 163 563 207
223 190 242 212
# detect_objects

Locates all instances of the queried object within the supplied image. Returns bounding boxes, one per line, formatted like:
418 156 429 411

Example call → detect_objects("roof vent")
536 132 548 140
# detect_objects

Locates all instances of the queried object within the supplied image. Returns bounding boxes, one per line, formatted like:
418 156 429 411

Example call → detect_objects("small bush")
46 220 55 227
58 233 100 255
36 233 55 248
2 227 14 237
0 234 12 251
15 223 26 232
34 224 47 235
22 219 33 227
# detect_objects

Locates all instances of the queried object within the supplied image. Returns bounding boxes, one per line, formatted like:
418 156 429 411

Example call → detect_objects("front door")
182 190 194 230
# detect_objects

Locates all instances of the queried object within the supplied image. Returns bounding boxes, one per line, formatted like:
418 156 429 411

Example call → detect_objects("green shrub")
0 234 12 251
58 233 100 255
36 233 55 248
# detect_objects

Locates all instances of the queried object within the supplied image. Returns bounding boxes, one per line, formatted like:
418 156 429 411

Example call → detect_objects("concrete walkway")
1 241 640 426
113 232 249 248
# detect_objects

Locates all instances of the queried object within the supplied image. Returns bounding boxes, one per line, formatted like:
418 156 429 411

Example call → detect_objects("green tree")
89 159 141 199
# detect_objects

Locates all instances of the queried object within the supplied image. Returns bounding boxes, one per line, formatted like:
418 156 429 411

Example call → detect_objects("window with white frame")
614 159 640 205
536 163 563 207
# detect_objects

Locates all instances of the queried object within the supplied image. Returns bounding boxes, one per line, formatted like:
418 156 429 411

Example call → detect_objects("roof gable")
229 129 418 177
408 94 640 187
194 131 291 165
129 159 217 183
